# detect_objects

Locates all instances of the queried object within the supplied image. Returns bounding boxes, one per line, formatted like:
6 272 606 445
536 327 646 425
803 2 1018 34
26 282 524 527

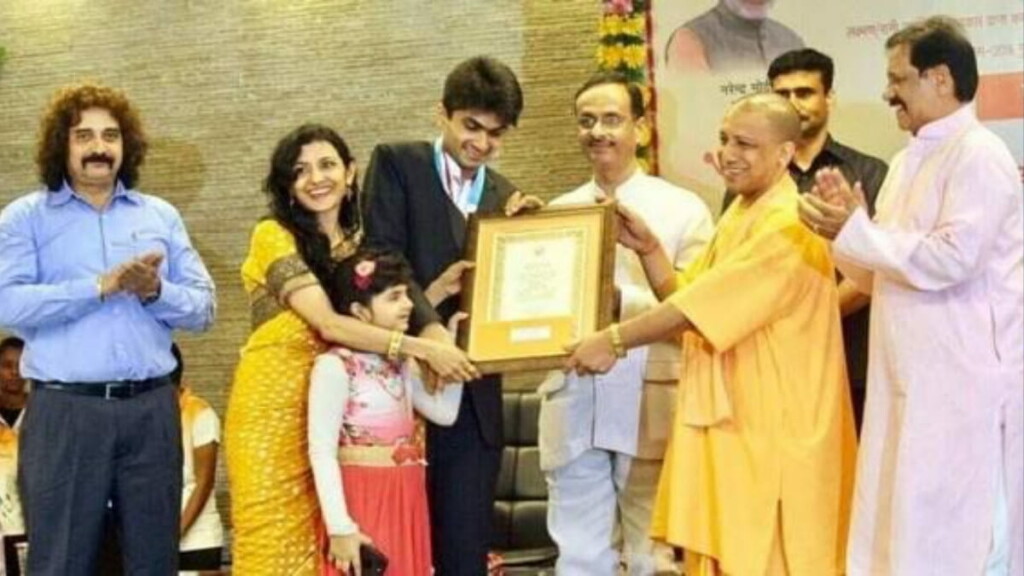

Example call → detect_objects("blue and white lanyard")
433 138 485 214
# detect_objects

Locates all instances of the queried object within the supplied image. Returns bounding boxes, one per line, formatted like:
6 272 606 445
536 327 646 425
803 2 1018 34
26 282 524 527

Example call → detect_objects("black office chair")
491 391 558 573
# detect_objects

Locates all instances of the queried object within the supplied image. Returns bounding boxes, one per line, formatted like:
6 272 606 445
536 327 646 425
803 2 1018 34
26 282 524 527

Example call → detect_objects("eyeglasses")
576 114 629 131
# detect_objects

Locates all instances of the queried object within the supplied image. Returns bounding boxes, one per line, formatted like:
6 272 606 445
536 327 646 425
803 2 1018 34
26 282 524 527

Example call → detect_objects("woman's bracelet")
609 323 627 358
386 331 405 361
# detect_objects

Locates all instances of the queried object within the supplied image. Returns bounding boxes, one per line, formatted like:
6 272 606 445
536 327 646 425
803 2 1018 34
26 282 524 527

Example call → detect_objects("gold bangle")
97 275 106 302
609 323 626 358
386 331 404 361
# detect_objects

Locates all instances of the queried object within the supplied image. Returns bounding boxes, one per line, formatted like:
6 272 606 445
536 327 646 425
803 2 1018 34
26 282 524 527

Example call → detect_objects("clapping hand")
798 167 868 240
119 251 163 298
99 252 163 301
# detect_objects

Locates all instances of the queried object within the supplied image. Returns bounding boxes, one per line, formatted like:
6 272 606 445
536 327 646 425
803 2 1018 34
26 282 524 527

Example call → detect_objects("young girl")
309 248 464 575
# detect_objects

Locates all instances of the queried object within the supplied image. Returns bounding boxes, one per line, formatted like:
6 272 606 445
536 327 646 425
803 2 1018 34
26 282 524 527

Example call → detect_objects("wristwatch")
140 284 162 306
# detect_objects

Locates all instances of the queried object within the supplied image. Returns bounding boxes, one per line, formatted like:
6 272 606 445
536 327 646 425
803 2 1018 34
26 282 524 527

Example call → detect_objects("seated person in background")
171 344 224 575
0 338 25 432
0 336 26 536
309 249 464 576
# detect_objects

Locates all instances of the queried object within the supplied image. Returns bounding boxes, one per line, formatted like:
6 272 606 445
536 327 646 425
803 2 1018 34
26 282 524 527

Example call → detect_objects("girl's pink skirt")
321 462 433 576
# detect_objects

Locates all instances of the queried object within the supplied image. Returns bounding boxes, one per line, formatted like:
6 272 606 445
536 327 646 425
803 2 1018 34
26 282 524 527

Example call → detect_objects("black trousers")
18 385 182 576
427 397 502 575
178 547 222 571
851 379 866 437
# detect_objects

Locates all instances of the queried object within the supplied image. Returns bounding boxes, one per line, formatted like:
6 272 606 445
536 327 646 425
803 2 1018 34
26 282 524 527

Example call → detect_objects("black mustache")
82 154 114 168
888 97 906 108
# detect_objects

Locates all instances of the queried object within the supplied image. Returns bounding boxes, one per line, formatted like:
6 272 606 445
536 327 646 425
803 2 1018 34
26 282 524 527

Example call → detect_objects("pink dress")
311 347 461 576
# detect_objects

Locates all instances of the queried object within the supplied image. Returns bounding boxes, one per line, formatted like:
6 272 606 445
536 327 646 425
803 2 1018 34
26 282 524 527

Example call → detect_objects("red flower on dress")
391 443 424 465
353 260 376 290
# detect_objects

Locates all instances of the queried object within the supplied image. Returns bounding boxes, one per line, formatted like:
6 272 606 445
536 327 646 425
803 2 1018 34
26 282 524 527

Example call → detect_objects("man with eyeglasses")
537 71 713 575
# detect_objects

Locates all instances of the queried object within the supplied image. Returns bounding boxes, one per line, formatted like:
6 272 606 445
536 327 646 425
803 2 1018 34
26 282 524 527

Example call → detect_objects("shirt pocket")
108 227 169 271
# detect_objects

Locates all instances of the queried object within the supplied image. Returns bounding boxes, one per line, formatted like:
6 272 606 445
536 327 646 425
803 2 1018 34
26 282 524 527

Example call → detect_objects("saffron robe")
651 176 857 575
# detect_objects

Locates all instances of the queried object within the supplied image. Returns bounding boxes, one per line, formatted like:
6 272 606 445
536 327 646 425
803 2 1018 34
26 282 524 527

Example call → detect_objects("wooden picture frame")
457 203 617 373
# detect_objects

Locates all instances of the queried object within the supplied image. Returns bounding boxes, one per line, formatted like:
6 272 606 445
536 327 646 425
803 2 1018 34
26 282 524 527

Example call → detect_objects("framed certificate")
457 203 617 373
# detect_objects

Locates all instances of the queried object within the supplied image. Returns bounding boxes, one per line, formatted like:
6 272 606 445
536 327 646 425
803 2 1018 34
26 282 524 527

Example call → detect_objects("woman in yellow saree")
225 125 477 575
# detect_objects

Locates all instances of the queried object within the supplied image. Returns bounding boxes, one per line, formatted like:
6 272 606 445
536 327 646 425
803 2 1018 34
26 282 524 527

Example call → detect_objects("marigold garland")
597 0 656 173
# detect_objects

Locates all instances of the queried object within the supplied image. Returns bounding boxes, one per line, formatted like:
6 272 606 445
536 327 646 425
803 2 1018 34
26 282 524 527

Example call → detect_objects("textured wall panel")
0 0 600 525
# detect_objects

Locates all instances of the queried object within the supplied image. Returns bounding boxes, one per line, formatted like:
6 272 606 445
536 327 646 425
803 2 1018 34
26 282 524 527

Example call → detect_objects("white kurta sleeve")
833 236 876 295
621 198 714 320
833 143 1018 292
308 354 359 536
408 362 463 426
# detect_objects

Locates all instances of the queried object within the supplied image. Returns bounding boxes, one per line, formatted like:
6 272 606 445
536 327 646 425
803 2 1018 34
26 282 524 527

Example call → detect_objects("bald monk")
567 93 858 575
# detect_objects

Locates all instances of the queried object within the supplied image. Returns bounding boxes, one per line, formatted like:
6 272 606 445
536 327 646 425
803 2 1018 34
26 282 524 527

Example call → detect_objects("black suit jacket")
361 141 516 448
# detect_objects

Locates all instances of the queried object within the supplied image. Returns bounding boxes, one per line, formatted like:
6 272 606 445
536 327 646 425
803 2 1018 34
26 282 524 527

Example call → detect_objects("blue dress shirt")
0 181 216 382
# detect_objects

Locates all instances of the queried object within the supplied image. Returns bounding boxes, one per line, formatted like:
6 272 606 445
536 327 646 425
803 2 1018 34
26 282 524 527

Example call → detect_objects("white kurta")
538 170 714 470
538 169 713 575
833 105 1023 576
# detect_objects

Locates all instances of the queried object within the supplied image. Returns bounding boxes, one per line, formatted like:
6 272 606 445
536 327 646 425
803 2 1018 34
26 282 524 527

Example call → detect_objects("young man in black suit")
362 56 539 575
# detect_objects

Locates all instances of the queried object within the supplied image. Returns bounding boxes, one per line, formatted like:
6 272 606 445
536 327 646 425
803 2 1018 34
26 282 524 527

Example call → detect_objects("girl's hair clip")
353 260 376 290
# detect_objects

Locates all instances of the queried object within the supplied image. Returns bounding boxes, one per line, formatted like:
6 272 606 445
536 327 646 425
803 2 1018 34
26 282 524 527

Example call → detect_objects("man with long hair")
0 83 215 575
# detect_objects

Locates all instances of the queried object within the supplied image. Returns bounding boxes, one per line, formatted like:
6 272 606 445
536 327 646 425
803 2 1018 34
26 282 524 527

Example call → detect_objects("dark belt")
31 375 173 400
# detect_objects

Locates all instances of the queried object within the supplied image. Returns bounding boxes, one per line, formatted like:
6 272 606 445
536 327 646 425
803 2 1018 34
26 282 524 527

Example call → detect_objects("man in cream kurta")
800 17 1023 576
568 93 858 576
539 73 713 575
